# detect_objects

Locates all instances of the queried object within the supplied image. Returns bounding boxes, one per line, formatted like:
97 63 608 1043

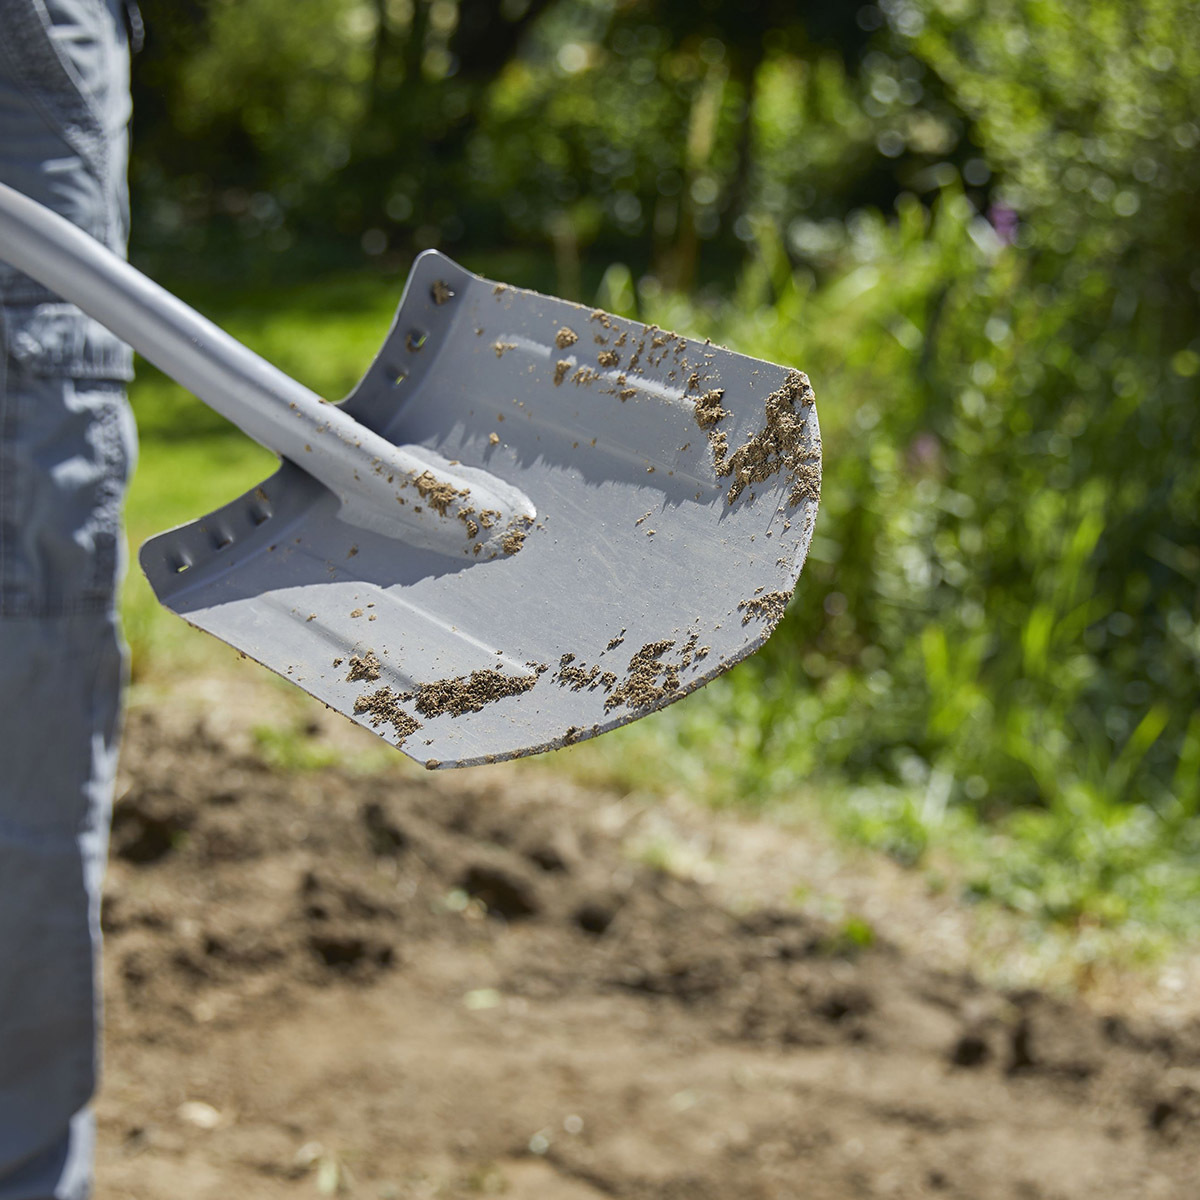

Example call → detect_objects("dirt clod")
556 656 603 691
951 1030 993 1068
110 792 191 865
352 688 421 742
309 932 394 971
694 388 729 428
459 862 540 920
597 349 620 368
413 470 469 516
555 327 578 349
345 651 382 683
605 640 680 712
702 370 820 507
413 668 540 718
362 801 408 855
501 521 529 555
574 899 617 935
737 590 792 628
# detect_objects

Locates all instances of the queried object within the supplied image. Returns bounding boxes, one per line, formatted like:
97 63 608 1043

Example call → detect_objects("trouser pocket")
0 346 136 616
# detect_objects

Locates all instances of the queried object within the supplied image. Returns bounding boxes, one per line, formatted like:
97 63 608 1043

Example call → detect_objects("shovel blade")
141 251 821 768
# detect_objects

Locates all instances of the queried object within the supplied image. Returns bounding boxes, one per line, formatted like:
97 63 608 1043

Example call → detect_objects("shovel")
0 181 821 768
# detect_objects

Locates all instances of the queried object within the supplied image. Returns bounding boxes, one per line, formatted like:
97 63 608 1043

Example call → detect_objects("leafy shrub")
622 0 1200 927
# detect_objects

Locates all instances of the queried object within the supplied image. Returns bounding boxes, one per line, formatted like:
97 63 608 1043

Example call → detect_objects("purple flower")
988 204 1019 244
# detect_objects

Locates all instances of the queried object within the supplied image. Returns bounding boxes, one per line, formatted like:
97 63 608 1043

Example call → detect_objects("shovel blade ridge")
141 251 821 767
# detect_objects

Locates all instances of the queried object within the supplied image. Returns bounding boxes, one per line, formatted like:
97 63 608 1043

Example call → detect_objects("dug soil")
97 708 1200 1199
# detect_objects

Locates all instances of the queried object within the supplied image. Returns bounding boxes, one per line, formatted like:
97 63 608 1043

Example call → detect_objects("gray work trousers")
0 2 136 1197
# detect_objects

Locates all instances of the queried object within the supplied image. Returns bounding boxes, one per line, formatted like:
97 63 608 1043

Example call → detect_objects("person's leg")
0 2 135 1197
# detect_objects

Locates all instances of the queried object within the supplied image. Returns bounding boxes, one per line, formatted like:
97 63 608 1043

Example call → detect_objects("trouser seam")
0 333 14 609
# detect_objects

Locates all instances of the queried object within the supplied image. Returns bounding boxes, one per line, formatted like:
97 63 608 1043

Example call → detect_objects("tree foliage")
128 0 1200 924
130 0 980 270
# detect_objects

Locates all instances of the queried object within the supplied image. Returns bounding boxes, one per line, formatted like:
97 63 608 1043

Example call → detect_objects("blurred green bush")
126 0 1200 929
776 0 1200 823
638 0 1200 927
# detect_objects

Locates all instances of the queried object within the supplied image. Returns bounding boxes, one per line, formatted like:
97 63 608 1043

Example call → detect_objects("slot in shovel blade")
141 251 821 768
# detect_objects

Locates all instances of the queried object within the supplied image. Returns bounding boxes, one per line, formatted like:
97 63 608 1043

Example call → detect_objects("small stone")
177 1100 221 1130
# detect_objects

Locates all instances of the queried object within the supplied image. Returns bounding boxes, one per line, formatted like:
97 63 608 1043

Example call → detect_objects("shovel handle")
0 182 341 454
0 181 532 547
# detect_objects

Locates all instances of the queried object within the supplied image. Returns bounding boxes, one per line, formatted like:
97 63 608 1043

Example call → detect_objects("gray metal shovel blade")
140 251 821 768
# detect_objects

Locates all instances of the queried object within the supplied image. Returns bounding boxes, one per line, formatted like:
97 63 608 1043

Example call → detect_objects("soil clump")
351 687 421 742
701 370 821 508
412 471 469 517
604 640 680 712
738 591 792 628
344 651 381 683
413 668 540 718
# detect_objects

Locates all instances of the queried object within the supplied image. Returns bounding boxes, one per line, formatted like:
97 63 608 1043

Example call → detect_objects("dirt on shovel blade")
98 709 1200 1199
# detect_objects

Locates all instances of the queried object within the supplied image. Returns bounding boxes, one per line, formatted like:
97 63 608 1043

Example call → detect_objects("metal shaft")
0 181 532 549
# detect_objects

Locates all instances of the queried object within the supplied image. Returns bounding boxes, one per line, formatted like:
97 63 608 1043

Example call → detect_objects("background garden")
123 0 1200 959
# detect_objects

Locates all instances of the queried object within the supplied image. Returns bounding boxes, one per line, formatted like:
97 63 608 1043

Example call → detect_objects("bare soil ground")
96 706 1200 1199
